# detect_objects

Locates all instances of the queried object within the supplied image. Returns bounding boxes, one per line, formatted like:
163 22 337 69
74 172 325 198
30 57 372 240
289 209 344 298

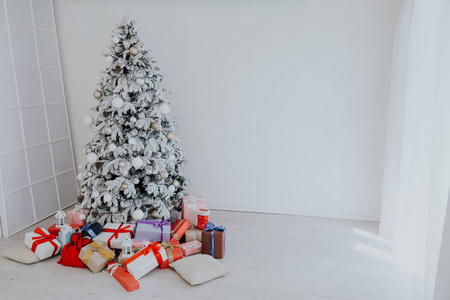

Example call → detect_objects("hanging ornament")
93 90 102 99
136 78 144 86
79 213 86 220
168 185 175 193
80 187 85 194
87 172 93 177
84 115 94 125
112 36 119 43
77 173 84 181
158 103 170 114
130 116 137 123
104 127 112 135
107 56 113 62
129 46 138 55
160 170 168 179
151 121 160 130
132 209 144 220
173 179 180 188
86 153 98 164
104 194 112 202
132 157 143 169
112 97 124 109
121 183 128 190
151 210 159 219
92 191 99 198
109 144 117 151
85 147 92 154
166 132 174 141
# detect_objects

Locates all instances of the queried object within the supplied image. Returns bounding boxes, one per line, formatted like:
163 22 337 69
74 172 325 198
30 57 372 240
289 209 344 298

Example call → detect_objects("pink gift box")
182 195 207 227
67 208 89 227
180 240 202 256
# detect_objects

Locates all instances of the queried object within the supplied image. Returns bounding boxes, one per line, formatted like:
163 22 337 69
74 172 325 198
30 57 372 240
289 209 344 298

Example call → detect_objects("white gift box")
94 223 136 249
24 227 62 260
124 241 167 280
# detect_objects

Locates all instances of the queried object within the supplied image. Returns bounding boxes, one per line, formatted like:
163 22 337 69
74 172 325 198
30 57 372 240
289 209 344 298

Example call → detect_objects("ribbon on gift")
204 222 226 257
103 223 134 248
124 241 163 270
150 220 170 241
81 223 97 239
107 262 120 277
31 228 59 256
82 241 114 264
71 232 90 250
160 242 181 263
170 220 187 241
59 224 73 245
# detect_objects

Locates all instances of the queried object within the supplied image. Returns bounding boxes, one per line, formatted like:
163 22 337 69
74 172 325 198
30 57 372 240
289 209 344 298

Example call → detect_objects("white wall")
53 0 400 221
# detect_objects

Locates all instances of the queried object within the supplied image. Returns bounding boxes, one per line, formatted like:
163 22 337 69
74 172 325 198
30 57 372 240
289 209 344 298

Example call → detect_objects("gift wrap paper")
170 219 190 243
79 241 115 273
124 241 167 280
185 228 202 242
94 223 135 249
24 227 62 260
107 263 139 292
81 222 103 239
67 208 89 227
159 241 183 269
182 195 207 226
134 220 170 242
180 240 202 256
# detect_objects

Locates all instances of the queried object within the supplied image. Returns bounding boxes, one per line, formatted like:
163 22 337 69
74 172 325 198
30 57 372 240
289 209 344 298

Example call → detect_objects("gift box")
170 219 190 243
107 263 139 292
159 241 183 269
81 222 103 239
67 207 89 227
58 232 92 268
94 223 135 249
124 241 167 280
169 200 183 224
182 195 207 226
134 220 170 242
48 224 79 236
79 241 115 273
201 222 226 259
58 225 75 247
180 240 202 256
132 240 151 253
24 227 62 260
185 227 202 242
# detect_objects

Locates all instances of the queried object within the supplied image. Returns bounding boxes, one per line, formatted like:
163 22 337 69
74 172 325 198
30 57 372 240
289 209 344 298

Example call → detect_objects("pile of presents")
22 195 227 291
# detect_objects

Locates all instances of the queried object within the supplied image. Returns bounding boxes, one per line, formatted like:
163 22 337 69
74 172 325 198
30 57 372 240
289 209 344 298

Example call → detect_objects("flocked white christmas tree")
77 16 188 224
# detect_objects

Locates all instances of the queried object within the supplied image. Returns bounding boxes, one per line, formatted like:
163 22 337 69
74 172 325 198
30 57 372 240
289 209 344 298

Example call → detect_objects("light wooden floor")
0 210 424 300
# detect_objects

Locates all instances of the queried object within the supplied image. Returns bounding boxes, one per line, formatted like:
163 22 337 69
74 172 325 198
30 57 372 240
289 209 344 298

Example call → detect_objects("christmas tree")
77 16 189 224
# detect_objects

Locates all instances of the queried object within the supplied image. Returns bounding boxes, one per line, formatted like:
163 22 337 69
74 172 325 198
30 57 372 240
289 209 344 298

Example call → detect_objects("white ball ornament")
87 172 93 177
173 179 180 188
77 173 84 181
79 213 86 220
130 117 137 123
151 210 159 219
166 132 174 141
107 56 113 62
151 122 160 130
92 191 99 198
84 115 94 126
132 157 143 169
146 169 152 175
132 209 144 220
112 36 119 43
160 170 168 179
168 185 175 193
119 162 126 167
129 46 138 56
112 97 124 109
158 103 170 114
93 90 102 99
85 147 92 154
104 127 112 135
104 194 112 202
108 144 117 151
86 153 98 164
136 78 145 86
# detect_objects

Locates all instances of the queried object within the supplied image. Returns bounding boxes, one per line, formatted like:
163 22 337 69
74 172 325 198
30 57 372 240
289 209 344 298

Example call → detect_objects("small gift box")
79 241 115 273
107 263 139 292
24 227 62 260
58 232 92 268
180 240 202 256
201 222 226 259
185 227 202 242
124 241 167 280
134 220 170 242
170 219 191 243
94 223 135 249
67 207 89 227
48 224 79 236
132 240 151 253
182 195 207 226
159 241 183 269
81 222 103 239
58 225 75 247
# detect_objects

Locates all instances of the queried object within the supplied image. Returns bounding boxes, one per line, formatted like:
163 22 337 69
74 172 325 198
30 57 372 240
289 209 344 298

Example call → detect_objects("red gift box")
107 263 139 292
170 219 190 243
159 241 183 269
48 224 79 236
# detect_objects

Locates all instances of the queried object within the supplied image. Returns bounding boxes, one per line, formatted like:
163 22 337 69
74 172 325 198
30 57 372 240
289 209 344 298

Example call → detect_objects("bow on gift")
107 262 121 277
204 222 226 257
82 241 114 264
71 232 91 250
103 223 134 248
31 228 59 256
160 241 181 263
81 223 97 239
124 241 163 270
151 220 170 241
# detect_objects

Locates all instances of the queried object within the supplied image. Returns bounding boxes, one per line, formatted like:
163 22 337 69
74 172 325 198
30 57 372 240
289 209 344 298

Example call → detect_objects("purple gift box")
134 220 171 242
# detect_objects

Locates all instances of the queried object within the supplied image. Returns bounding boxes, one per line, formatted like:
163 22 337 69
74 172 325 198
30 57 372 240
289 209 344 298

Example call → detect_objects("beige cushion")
2 243 41 264
169 254 230 285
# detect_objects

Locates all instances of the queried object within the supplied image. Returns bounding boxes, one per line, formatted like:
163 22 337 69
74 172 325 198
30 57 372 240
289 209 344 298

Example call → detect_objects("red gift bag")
58 232 92 268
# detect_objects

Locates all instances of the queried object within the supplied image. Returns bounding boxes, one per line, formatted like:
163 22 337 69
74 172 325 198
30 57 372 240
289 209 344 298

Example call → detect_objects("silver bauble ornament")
112 36 119 43
112 97 124 109
86 153 98 164
84 115 94 125
132 157 143 169
104 127 112 135
132 209 144 220
158 103 170 114
168 185 175 193
109 144 116 151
